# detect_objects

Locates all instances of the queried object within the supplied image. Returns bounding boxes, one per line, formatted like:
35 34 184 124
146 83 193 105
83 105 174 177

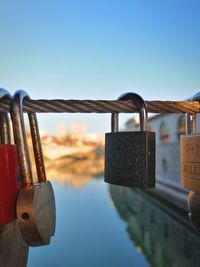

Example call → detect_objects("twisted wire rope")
0 98 199 114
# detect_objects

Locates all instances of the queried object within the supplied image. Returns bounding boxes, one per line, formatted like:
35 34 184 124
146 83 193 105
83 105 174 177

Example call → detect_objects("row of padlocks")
104 91 200 234
0 88 200 261
104 92 200 192
0 89 56 250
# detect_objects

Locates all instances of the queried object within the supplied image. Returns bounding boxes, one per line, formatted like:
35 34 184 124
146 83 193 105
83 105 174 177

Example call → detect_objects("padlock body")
0 145 20 224
180 134 200 192
17 181 56 246
104 131 155 188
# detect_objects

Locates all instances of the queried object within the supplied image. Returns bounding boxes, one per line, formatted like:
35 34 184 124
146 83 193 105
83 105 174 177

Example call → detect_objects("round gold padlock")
11 90 56 247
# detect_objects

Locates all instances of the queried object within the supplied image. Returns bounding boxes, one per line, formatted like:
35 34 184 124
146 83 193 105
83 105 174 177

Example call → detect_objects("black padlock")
104 92 155 189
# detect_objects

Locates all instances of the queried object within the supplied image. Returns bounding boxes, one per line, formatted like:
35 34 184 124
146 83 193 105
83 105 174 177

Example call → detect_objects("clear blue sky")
0 0 200 134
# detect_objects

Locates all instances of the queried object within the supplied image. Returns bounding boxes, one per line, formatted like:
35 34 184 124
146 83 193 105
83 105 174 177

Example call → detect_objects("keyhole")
21 212 30 221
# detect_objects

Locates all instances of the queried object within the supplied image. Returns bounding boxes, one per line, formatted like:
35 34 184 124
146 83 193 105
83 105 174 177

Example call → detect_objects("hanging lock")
180 107 200 192
180 92 200 233
11 90 56 246
0 88 20 224
104 92 155 188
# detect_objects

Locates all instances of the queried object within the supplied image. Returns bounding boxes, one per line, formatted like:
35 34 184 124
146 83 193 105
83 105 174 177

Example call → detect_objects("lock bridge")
0 89 200 267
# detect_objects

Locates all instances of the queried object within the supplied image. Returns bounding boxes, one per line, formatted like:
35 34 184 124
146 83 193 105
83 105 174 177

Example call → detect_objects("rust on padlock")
28 113 46 183
0 113 11 144
11 91 33 188
181 134 200 192
11 90 56 246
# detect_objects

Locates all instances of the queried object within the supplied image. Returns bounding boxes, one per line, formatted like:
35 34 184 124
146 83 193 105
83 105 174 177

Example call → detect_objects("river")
27 177 149 267
27 175 200 267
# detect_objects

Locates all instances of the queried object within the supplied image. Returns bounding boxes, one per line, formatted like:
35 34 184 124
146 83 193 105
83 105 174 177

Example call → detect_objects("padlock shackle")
186 92 200 134
111 92 148 132
11 90 47 187
28 113 46 183
11 90 33 187
0 88 11 99
111 113 119 132
0 88 12 144
186 113 196 135
0 114 11 144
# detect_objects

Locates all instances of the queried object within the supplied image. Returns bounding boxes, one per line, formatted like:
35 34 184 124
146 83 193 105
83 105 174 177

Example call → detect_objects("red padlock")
0 89 20 224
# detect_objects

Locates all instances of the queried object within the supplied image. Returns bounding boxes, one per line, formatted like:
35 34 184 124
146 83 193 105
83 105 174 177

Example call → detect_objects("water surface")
28 178 149 267
28 175 200 267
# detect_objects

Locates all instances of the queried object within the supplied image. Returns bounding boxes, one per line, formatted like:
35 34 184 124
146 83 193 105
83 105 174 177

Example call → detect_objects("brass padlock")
11 90 56 247
104 92 155 189
180 111 200 192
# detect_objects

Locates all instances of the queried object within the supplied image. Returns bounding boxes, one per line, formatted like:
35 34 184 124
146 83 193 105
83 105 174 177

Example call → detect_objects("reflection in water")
109 185 200 267
45 151 104 188
28 178 149 267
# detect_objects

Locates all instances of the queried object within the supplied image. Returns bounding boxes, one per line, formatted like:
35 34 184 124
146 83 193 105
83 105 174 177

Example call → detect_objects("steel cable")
0 98 199 114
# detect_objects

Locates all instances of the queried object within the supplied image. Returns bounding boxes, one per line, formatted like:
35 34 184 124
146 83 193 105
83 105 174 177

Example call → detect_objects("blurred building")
109 185 200 267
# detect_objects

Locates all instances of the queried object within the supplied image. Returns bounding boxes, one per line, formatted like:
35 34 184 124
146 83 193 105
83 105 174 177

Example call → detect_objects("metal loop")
11 90 47 186
186 93 200 134
28 113 46 183
0 88 11 144
111 92 148 132
11 90 33 187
